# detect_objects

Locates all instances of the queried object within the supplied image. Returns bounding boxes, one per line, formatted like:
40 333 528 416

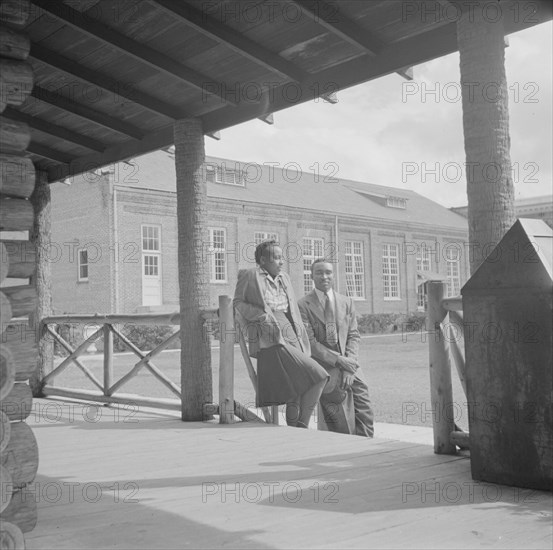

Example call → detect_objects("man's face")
311 261 334 293
260 245 284 278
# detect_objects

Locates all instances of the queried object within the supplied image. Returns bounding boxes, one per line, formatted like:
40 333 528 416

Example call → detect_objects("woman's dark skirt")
256 310 328 407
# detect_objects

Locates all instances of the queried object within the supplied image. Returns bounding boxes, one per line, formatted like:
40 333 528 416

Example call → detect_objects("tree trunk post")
174 118 213 420
457 3 516 275
218 295 235 424
427 281 456 455
29 169 52 396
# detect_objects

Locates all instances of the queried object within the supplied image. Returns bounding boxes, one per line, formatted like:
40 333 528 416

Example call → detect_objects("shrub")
52 323 179 356
357 312 427 334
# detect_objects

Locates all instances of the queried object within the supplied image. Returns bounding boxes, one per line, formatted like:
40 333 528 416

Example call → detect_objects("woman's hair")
255 240 279 265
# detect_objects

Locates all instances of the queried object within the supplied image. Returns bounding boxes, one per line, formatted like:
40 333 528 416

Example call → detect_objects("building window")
416 244 432 310
386 196 407 209
302 237 324 294
141 225 162 306
142 224 160 252
205 164 244 186
382 244 400 300
416 244 432 272
78 249 88 281
344 241 365 299
143 254 159 276
254 232 279 245
446 246 461 297
209 228 227 283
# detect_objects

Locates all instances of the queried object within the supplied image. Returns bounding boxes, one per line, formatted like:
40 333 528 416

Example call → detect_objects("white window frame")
445 246 461 297
344 240 365 299
208 227 227 283
141 224 161 253
78 249 89 282
254 231 279 245
302 237 325 294
382 243 401 300
205 163 244 186
386 196 407 209
416 244 432 272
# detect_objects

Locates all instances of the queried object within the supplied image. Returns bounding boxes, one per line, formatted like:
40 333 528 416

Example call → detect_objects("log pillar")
173 118 213 420
457 3 515 274
28 170 52 396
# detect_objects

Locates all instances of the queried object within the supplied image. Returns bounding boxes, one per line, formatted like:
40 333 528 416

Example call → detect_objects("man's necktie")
324 293 338 347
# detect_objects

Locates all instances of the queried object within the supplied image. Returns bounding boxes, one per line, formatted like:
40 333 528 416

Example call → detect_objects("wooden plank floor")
24 399 552 550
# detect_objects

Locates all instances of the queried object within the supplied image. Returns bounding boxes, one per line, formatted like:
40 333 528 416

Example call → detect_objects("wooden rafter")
293 0 413 81
293 0 382 55
26 143 72 164
30 86 144 140
31 0 237 106
3 106 105 152
151 0 307 83
29 44 187 121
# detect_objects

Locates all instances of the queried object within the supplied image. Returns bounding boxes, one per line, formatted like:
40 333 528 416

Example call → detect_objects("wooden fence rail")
40 311 216 411
40 304 275 425
427 281 469 455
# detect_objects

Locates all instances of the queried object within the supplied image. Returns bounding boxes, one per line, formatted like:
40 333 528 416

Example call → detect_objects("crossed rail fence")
39 284 468 454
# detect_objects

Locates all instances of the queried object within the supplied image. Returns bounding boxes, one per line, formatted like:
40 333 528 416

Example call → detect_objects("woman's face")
260 245 284 278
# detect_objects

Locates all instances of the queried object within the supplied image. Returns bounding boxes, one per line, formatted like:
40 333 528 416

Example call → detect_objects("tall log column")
174 119 213 420
28 170 52 396
0 0 39 546
457 2 516 274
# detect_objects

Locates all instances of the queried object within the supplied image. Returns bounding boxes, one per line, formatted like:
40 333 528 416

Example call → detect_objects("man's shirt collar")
314 287 334 307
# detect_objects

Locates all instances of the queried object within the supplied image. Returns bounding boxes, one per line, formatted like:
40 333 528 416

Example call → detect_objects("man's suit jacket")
298 289 360 370
233 268 311 358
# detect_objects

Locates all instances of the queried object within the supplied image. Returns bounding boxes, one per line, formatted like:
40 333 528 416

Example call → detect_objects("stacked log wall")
0 1 39 547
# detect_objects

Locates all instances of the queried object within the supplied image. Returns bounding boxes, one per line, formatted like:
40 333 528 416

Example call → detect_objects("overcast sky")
205 21 552 209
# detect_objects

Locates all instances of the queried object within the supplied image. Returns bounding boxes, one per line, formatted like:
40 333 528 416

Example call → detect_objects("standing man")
298 258 374 437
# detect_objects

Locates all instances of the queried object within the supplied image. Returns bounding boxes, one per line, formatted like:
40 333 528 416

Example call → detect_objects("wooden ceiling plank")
31 85 143 140
2 106 105 151
31 0 237 106
27 143 71 164
30 44 187 120
293 0 382 55
151 0 307 83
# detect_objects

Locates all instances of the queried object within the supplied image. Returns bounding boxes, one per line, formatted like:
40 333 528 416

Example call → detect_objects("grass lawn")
52 331 468 430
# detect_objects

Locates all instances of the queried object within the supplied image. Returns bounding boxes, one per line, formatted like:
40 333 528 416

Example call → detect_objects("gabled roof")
116 149 468 230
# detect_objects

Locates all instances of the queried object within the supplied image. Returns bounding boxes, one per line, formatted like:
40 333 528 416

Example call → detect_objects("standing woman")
233 240 329 428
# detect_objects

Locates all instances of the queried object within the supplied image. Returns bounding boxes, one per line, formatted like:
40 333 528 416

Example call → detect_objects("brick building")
50 149 469 316
451 195 553 229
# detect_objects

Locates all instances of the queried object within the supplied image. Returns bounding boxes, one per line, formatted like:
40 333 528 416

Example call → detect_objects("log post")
218 295 235 424
29 170 52 396
174 118 212 420
427 281 456 454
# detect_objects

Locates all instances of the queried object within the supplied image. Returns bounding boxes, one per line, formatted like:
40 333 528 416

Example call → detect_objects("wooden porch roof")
6 0 553 183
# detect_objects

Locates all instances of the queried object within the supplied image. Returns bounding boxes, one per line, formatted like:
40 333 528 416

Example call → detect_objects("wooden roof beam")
151 0 307 83
27 143 72 164
30 86 144 140
32 0 237 106
2 106 105 152
293 0 382 55
293 0 411 81
30 44 189 121
258 113 274 125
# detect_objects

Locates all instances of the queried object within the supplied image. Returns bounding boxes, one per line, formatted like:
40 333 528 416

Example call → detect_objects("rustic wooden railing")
40 311 190 411
427 281 469 454
40 297 276 425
